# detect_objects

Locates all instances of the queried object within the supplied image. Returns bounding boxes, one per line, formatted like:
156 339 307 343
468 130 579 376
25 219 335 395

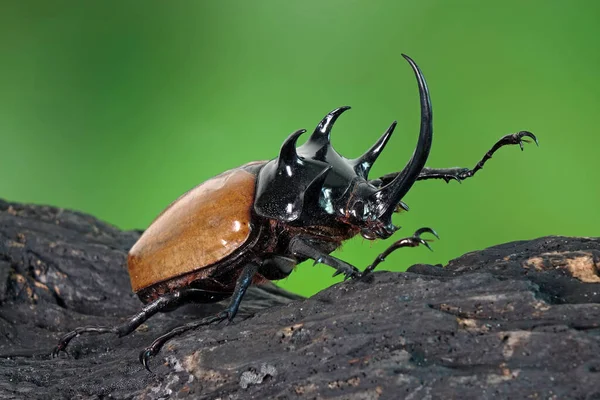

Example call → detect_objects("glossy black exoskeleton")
52 54 537 370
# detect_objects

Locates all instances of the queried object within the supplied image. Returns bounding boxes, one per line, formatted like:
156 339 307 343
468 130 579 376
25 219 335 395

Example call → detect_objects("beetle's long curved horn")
277 129 306 169
303 106 351 148
371 54 433 220
351 121 397 179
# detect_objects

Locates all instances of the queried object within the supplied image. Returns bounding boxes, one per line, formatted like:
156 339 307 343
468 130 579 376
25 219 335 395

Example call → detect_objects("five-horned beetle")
53 54 537 370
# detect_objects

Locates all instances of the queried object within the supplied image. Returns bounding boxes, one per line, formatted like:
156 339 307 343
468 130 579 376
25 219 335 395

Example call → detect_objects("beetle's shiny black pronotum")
52 54 538 370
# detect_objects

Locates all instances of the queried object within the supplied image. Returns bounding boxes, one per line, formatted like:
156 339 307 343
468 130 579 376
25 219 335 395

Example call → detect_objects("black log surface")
0 199 599 400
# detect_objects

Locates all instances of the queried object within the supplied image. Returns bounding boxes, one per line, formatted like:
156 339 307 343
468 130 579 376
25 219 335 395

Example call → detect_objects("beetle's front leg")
362 227 439 276
377 131 538 184
289 237 361 280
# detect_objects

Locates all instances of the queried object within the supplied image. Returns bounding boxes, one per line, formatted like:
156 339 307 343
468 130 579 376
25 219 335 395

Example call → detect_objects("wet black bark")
0 199 599 399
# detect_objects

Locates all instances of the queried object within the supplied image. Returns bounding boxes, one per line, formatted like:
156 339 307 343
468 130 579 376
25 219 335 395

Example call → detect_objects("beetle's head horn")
369 54 433 225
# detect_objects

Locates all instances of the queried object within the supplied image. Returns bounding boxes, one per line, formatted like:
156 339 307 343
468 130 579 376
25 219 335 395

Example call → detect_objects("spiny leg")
377 131 538 184
289 237 361 280
362 227 439 276
139 262 258 371
419 131 538 182
51 288 229 357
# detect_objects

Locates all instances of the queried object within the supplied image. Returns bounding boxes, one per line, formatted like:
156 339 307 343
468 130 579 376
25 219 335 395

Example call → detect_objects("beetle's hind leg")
139 262 258 371
51 288 228 358
362 227 439 276
377 131 538 184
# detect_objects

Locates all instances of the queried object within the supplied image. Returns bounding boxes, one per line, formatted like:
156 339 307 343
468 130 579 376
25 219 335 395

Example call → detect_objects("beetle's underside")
52 54 538 370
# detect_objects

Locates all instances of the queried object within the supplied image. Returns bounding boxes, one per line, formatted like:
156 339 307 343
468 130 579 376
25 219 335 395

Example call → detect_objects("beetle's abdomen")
128 168 257 293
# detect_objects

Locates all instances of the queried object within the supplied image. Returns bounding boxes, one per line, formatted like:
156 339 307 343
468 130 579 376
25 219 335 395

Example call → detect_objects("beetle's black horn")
277 129 306 170
301 166 332 208
371 54 433 221
351 121 397 178
304 106 351 148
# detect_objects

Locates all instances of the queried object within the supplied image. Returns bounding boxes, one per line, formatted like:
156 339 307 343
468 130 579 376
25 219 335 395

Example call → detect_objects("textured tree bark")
0 199 599 399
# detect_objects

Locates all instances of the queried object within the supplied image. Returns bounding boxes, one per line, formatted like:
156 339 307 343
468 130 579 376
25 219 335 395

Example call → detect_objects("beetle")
52 54 537 370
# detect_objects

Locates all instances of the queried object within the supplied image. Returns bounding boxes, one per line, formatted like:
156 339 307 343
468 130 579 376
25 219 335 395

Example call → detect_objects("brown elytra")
127 168 256 293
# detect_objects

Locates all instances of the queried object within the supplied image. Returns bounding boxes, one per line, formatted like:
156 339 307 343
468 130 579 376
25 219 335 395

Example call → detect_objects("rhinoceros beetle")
52 54 537 370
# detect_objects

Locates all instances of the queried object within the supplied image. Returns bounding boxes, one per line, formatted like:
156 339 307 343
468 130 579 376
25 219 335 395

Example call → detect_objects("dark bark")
0 199 599 399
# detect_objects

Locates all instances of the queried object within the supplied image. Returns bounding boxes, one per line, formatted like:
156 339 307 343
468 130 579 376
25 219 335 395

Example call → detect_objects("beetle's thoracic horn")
301 166 332 207
303 106 351 148
277 129 306 171
371 54 433 220
351 121 397 179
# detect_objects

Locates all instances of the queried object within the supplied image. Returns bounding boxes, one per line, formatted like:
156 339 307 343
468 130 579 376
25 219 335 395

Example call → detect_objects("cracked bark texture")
0 198 599 400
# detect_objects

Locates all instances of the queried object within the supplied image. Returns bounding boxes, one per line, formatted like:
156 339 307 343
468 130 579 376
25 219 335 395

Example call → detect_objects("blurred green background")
1 1 598 296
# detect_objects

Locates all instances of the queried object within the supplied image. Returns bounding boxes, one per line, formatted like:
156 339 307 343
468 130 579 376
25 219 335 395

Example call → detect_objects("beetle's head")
254 54 432 240
338 179 405 240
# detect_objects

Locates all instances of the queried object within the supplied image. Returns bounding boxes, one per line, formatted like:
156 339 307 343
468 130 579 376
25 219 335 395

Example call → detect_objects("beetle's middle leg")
139 262 258 371
376 131 538 185
289 237 361 280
